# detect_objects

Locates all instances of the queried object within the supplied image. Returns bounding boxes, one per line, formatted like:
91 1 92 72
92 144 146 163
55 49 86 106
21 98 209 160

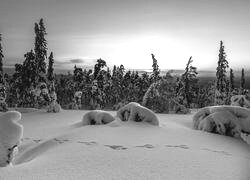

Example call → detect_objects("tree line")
0 19 248 112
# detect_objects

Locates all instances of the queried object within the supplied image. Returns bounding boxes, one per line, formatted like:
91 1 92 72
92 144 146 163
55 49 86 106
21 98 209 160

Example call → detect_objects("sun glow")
108 34 195 70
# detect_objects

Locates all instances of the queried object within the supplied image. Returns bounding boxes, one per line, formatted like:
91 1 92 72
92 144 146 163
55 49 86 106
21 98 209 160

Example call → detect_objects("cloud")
69 59 86 64
54 58 98 70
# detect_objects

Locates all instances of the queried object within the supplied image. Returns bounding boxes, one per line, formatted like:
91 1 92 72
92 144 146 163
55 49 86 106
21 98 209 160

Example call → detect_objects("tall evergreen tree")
177 56 198 107
0 33 7 111
0 34 4 83
215 41 229 105
13 50 37 107
240 68 245 94
93 58 106 79
229 68 235 91
47 52 54 82
34 18 48 84
151 54 160 82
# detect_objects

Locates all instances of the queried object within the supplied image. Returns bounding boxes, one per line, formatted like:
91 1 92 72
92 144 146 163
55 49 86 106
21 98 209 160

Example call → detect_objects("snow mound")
117 102 159 126
193 106 250 144
82 110 115 126
0 111 23 167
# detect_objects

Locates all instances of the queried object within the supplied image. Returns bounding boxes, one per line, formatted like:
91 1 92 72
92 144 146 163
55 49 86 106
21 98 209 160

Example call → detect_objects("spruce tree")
215 41 229 105
177 56 198 108
23 50 37 88
151 54 160 82
229 68 235 91
47 52 54 82
93 58 106 79
0 33 7 111
0 34 4 83
13 50 37 107
34 18 48 84
240 68 245 94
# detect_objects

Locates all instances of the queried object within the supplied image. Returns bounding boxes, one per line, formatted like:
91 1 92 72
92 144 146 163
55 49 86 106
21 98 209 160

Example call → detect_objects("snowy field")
0 109 249 180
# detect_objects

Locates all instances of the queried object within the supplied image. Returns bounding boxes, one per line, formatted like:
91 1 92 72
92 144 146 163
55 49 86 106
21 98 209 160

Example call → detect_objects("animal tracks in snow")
77 141 97 146
201 148 232 156
53 138 70 144
165 144 189 149
135 144 155 149
104 145 128 150
21 137 235 158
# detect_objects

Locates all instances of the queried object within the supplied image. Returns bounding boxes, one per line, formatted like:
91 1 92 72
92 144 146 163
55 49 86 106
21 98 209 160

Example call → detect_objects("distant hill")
3 67 250 89
3 67 72 75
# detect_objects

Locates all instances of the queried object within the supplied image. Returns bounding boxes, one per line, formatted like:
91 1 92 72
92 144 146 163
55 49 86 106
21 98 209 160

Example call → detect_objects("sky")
0 0 250 71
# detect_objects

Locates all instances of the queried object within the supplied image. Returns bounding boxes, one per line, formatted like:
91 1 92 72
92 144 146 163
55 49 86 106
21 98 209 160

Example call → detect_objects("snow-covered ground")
0 109 249 180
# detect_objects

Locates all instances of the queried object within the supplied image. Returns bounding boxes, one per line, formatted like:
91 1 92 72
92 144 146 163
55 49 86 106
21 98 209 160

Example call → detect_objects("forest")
0 19 248 113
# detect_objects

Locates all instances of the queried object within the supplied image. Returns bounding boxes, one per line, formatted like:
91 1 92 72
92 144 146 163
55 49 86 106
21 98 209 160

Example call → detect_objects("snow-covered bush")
0 111 23 167
82 110 115 125
230 95 250 108
67 91 82 110
173 99 191 114
74 91 82 109
117 102 159 126
36 83 51 108
193 106 250 144
47 90 61 113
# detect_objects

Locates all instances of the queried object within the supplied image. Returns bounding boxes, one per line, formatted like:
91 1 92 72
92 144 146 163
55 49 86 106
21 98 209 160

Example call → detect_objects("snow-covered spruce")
0 84 8 112
172 99 190 114
193 106 250 143
230 95 250 108
0 111 23 167
68 91 83 110
82 110 115 125
36 83 51 108
47 101 61 113
142 80 174 113
117 102 159 126
47 91 61 113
